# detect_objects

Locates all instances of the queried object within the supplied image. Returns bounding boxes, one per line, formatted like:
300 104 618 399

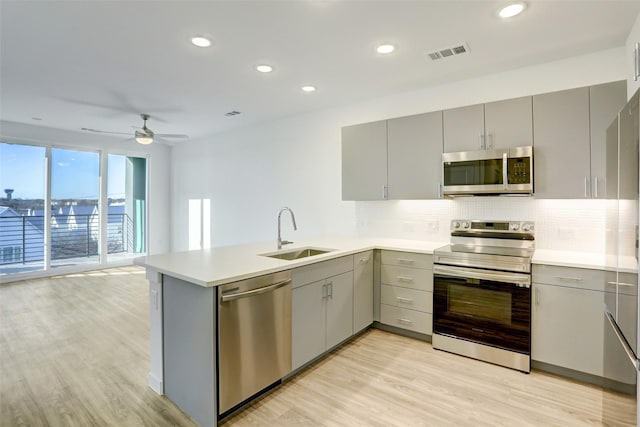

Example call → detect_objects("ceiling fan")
81 114 189 145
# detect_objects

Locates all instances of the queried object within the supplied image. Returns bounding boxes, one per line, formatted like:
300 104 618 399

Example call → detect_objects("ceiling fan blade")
155 133 189 139
81 127 131 136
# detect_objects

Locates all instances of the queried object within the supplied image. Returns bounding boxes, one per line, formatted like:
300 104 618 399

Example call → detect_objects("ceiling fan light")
135 135 154 145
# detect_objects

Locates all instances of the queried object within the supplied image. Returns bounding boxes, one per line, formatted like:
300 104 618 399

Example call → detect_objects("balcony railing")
0 213 134 265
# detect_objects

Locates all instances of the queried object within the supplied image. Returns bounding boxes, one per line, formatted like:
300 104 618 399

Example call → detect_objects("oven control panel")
450 220 534 234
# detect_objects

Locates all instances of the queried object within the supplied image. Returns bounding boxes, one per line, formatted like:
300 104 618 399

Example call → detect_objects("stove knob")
510 223 520 231
522 223 533 232
453 221 461 229
462 221 470 229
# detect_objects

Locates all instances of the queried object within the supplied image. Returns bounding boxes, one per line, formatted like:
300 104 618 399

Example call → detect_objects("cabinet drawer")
381 265 433 291
292 255 353 289
380 304 432 335
381 285 432 313
381 250 432 270
532 264 605 291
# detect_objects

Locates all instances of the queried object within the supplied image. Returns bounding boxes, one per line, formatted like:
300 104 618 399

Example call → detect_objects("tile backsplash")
354 197 634 255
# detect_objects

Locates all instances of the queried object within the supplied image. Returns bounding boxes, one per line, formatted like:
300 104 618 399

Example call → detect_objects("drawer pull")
359 258 370 264
556 276 582 282
398 318 413 325
396 276 414 283
607 281 636 287
396 296 414 303
397 258 414 264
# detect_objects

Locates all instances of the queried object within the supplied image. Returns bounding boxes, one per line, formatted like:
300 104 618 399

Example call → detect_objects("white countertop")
135 237 638 287
533 249 637 273
135 237 447 287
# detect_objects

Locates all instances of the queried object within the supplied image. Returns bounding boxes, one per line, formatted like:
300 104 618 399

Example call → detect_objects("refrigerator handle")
604 306 639 370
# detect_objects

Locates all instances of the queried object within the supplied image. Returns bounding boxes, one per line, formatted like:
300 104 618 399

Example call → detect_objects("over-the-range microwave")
442 146 533 196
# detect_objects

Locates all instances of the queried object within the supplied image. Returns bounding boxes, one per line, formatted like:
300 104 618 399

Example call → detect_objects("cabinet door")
590 81 627 199
533 87 591 198
326 271 354 350
341 120 388 200
353 251 374 332
532 283 603 376
387 111 443 199
618 91 639 200
484 96 533 149
292 280 326 370
443 104 484 152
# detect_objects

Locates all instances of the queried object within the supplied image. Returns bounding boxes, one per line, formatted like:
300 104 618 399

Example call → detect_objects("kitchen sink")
260 247 335 261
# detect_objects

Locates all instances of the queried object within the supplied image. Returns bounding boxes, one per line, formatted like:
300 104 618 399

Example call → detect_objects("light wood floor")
1 267 635 426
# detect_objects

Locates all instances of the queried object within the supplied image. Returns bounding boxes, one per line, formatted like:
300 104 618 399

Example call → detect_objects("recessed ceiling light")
256 64 273 73
498 2 527 18
301 85 317 93
376 44 395 54
191 36 211 48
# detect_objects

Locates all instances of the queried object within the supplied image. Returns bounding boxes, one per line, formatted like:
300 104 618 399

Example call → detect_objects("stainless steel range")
433 220 534 373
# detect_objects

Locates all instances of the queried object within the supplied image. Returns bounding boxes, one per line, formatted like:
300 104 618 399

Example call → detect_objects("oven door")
442 149 507 195
433 264 531 354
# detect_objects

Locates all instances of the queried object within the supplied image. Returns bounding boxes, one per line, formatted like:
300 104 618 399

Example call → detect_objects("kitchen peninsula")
136 236 636 427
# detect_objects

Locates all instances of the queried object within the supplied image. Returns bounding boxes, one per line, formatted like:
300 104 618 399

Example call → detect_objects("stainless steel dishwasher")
217 270 292 416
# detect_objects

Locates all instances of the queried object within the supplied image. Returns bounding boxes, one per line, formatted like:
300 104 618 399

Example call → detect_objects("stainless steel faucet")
277 207 297 249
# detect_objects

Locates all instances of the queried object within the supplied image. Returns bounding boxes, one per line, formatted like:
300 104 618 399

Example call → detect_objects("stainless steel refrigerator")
604 88 639 426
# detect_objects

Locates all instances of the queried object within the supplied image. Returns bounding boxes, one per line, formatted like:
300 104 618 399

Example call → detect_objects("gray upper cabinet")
342 120 387 200
533 87 591 198
443 104 484 152
443 98 532 152
484 96 533 149
387 111 443 199
618 90 639 200
589 81 627 199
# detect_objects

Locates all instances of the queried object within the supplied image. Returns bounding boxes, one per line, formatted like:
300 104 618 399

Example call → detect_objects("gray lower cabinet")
533 87 591 198
341 120 387 200
379 250 433 335
387 112 443 199
532 264 637 385
353 251 374 332
292 257 354 371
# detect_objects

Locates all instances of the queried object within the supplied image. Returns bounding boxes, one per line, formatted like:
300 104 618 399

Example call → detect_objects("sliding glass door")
0 142 148 278
0 143 46 274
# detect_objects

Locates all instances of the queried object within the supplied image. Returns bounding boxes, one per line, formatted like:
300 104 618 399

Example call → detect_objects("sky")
0 143 127 200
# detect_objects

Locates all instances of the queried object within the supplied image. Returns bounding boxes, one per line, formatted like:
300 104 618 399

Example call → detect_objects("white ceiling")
1 1 639 144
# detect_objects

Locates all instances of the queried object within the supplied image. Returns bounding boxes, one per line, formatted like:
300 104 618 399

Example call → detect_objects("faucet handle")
281 240 294 246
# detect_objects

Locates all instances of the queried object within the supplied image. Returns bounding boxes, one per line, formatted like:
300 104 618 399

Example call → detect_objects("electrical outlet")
425 220 439 233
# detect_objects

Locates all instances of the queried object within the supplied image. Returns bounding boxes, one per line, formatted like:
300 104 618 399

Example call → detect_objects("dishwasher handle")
220 279 292 302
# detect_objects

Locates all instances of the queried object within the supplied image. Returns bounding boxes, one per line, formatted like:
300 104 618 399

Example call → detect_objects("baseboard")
532 360 636 395
373 321 432 343
148 372 164 395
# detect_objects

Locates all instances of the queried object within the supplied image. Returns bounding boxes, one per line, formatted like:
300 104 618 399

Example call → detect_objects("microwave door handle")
502 152 508 190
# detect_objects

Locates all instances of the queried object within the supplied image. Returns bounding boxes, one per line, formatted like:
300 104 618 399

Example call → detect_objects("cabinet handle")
327 281 333 298
607 281 636 287
535 287 539 305
397 258 414 265
556 276 583 282
635 42 640 81
584 176 590 198
594 176 599 198
322 283 328 299
396 296 414 303
398 318 414 325
396 276 414 283
359 257 370 264
437 182 442 199
382 185 388 199
487 133 493 149
479 133 485 149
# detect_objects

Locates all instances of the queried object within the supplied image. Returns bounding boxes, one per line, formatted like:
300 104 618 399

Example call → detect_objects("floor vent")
225 111 241 116
427 43 470 61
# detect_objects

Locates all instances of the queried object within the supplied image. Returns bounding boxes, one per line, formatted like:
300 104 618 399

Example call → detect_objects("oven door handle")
434 265 531 287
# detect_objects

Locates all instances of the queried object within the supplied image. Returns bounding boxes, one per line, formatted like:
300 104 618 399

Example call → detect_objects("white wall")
0 120 172 255
626 11 640 97
172 47 626 254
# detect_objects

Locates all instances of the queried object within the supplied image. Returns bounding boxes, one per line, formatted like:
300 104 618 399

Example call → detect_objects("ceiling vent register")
427 43 470 61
